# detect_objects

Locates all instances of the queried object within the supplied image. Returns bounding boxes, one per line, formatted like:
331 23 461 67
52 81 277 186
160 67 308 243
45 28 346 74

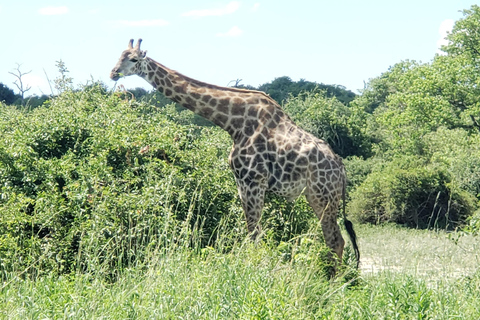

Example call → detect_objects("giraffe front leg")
236 182 266 241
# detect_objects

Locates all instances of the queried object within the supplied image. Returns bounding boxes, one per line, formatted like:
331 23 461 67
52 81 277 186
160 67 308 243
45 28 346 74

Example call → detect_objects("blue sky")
0 1 477 97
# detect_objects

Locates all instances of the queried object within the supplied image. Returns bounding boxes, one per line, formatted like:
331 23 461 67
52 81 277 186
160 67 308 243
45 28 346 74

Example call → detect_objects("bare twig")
8 63 32 106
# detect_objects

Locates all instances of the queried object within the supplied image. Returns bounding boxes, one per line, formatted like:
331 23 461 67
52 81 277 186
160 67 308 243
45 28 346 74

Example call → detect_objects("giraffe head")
110 39 147 81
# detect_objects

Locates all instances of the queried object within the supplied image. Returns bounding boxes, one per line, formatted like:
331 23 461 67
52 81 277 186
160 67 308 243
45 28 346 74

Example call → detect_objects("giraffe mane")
146 56 282 108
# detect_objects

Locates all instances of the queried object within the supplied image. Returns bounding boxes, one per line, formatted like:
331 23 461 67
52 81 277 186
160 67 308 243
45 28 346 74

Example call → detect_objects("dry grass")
357 224 480 281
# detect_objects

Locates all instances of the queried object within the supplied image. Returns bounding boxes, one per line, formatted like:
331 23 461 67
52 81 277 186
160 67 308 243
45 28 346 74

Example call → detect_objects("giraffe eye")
130 58 138 63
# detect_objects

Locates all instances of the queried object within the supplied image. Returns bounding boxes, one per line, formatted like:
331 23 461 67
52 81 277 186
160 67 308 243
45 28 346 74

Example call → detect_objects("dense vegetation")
1 5 480 318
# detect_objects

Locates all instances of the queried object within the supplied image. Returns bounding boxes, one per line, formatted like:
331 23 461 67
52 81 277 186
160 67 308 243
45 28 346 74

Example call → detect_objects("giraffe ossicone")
110 39 360 270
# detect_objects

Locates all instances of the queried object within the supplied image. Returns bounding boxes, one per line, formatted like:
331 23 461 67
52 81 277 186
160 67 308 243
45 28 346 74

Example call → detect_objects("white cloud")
217 26 243 37
252 3 260 12
39 6 69 15
116 19 169 27
437 19 454 55
182 1 240 17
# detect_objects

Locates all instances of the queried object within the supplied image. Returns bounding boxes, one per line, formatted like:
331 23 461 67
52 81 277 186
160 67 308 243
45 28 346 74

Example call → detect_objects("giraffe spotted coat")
110 39 359 267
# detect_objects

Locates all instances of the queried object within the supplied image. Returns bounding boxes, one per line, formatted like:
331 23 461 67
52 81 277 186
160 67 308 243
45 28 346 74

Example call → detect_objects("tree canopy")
0 83 17 105
256 76 356 105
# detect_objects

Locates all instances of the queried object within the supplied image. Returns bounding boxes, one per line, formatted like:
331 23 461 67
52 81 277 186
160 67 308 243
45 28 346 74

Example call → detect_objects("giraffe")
110 39 360 269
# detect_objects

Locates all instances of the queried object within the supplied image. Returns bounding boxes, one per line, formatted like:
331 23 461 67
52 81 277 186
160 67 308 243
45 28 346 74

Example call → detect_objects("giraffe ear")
142 50 147 58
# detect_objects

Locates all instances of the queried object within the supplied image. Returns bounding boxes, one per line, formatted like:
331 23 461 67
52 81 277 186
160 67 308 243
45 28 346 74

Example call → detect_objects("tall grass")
1 222 480 319
0 214 353 319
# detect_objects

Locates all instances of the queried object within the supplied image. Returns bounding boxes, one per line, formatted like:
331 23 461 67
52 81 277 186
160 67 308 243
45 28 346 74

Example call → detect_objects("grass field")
1 224 479 319
358 224 480 281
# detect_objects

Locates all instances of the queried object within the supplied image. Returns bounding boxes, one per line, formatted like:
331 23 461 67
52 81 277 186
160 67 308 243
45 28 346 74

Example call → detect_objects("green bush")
0 87 241 275
347 156 475 229
0 86 320 276
283 91 371 158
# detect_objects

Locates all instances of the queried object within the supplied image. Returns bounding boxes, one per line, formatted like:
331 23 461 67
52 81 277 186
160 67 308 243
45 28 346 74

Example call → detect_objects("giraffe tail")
342 177 360 269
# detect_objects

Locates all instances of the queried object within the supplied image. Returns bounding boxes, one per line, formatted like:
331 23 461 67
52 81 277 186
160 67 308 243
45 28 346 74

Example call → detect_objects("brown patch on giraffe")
232 105 244 117
246 97 260 105
274 169 282 180
209 98 218 108
230 117 244 129
258 109 272 122
262 127 271 139
286 151 297 162
297 156 308 166
217 101 229 114
254 134 266 145
165 78 173 87
191 92 201 100
158 68 168 78
185 96 196 106
244 119 258 136
202 95 211 103
240 168 248 177
215 113 229 127
255 143 266 153
218 98 229 109
165 89 173 96
201 107 214 118
273 113 282 124
232 97 244 107
318 160 331 170
308 149 319 162
268 176 276 187
149 61 160 72
292 171 301 181
265 103 276 114
174 85 186 94
231 98 245 116
284 162 294 173
247 106 258 118
252 153 263 164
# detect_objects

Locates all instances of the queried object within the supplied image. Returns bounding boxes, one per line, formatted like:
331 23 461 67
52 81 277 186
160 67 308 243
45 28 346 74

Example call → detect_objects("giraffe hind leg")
305 193 345 263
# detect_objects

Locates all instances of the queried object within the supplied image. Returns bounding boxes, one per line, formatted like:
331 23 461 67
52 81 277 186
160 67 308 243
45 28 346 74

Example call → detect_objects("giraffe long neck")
137 57 258 137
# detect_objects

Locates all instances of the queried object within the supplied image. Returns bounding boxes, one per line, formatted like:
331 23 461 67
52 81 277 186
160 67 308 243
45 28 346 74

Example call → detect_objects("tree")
439 5 480 133
283 91 371 158
343 6 480 229
257 76 356 105
0 83 17 105
9 63 32 106
441 5 480 58
54 60 73 93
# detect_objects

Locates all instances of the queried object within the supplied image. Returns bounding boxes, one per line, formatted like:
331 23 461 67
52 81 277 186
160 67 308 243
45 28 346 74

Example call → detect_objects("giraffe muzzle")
110 70 120 81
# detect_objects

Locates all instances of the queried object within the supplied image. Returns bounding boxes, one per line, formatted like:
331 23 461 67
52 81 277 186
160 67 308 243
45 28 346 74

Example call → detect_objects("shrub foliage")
0 86 319 275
